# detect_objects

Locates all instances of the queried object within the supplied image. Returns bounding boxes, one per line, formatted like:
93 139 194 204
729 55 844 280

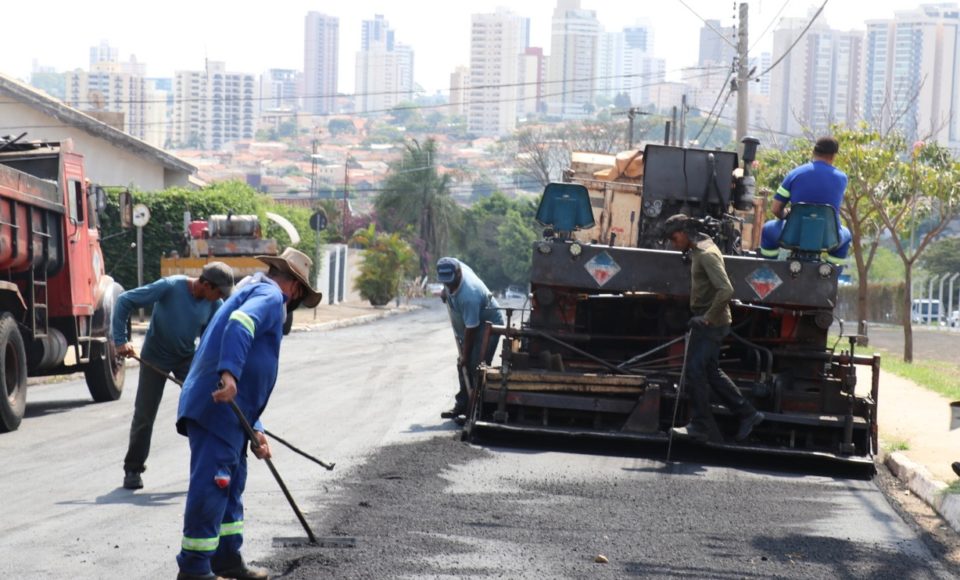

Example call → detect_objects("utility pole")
342 157 349 239
625 106 647 149
735 2 750 149
678 94 687 147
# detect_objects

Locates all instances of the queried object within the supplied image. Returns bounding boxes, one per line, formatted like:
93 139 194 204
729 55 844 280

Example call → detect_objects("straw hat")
256 247 323 308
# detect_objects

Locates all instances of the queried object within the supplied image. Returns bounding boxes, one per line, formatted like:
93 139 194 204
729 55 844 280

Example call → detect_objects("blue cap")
436 257 460 283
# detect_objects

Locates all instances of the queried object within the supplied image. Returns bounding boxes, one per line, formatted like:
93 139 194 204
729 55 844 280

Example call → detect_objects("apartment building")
864 4 960 146
355 15 415 113
304 12 339 116
768 15 863 137
173 61 255 150
468 8 528 136
546 0 601 118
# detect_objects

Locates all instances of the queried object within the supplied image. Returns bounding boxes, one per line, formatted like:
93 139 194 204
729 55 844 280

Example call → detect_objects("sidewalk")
871 366 960 532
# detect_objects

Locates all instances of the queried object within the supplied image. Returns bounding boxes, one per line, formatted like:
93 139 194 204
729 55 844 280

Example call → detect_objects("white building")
864 4 960 146
0 73 194 190
547 0 600 118
468 8 528 136
172 61 255 151
769 15 863 137
355 16 415 113
64 61 149 142
259 69 300 113
304 12 339 116
518 47 546 117
449 66 470 117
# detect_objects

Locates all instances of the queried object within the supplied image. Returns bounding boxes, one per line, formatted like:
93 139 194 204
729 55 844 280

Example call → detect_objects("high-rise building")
698 20 737 68
30 61 65 101
468 8 528 136
449 66 470 117
260 69 301 112
304 12 339 115
173 61 255 150
547 0 601 118
598 22 665 109
769 15 863 137
518 47 546 117
864 4 960 145
355 16 415 113
65 44 152 142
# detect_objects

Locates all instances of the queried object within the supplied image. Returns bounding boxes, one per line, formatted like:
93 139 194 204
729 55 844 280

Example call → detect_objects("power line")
675 0 738 50
0 69 726 133
5 66 727 109
754 0 828 79
749 0 793 52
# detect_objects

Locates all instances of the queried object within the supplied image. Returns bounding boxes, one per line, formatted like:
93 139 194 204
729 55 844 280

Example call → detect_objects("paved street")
1 303 958 578
864 323 960 365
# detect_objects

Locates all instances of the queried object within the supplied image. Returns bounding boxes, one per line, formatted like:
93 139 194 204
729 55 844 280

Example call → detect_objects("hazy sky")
1 1 933 93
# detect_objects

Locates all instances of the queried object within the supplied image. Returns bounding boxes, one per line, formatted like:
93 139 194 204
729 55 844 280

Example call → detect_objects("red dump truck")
0 136 126 432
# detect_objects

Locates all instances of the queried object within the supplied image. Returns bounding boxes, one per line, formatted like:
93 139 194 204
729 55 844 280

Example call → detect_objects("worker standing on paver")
436 257 504 419
174 248 321 580
662 215 764 443
758 136 851 264
113 262 235 490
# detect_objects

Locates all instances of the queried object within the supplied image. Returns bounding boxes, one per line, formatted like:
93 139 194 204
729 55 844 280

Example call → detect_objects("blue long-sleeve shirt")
176 273 286 448
111 275 221 368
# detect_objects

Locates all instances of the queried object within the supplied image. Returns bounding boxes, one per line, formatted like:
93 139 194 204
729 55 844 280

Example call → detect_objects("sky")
0 1 934 94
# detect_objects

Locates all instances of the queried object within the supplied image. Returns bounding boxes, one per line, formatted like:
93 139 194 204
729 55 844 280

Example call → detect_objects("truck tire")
0 313 28 433
84 339 125 402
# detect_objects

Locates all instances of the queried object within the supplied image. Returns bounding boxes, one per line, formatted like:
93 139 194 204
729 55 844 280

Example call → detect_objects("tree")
515 128 569 187
613 92 632 110
327 119 355 136
498 208 538 284
375 139 460 275
920 236 960 277
870 140 960 362
352 225 417 306
453 191 538 290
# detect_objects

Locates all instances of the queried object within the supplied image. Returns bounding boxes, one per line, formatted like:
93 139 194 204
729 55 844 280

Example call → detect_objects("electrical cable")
753 0 829 80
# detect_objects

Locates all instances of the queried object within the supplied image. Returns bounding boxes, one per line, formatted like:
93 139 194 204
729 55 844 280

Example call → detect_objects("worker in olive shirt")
113 262 235 490
662 214 764 443
437 257 504 419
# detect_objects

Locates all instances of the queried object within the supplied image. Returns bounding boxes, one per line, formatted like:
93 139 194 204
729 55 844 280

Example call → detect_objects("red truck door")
52 153 96 317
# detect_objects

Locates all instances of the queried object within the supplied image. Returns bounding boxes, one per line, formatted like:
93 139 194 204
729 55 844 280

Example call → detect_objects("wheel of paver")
85 336 125 403
0 313 28 433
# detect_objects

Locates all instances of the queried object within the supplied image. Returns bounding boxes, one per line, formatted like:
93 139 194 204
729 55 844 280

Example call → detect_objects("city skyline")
4 0 931 95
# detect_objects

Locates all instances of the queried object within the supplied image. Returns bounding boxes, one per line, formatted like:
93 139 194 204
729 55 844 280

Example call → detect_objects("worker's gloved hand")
116 342 135 358
687 315 709 330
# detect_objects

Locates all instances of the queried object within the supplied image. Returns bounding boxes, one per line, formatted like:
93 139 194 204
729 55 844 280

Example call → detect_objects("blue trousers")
759 218 851 263
177 421 247 576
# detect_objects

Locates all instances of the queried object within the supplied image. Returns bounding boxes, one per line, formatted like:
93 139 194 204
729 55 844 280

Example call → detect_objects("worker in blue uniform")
113 261 235 490
436 257 504 419
759 136 851 264
174 248 321 580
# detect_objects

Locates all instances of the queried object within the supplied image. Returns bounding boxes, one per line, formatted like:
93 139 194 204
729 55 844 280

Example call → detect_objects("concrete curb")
885 451 960 533
291 304 420 333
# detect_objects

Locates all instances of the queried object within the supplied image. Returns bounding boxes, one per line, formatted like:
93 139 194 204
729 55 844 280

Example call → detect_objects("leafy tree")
613 92 632 109
920 236 960 277
389 102 422 127
327 118 355 136
453 191 538 290
870 140 960 362
375 139 460 275
353 227 417 306
498 208 538 284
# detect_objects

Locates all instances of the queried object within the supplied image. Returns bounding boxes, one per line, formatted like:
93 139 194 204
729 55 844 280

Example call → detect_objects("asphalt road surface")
864 323 960 364
1 302 957 579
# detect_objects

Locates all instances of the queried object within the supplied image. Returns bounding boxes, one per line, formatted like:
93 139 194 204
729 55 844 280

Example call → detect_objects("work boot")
670 425 710 443
952 462 960 479
440 405 466 419
735 411 765 442
176 572 225 580
123 470 143 490
213 562 270 580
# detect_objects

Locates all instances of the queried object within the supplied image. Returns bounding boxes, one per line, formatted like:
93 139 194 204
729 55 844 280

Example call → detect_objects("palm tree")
375 138 460 275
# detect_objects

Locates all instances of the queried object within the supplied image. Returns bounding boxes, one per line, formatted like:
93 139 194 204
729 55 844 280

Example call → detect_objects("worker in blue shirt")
174 248 321 580
759 136 852 264
436 257 504 419
113 262 235 491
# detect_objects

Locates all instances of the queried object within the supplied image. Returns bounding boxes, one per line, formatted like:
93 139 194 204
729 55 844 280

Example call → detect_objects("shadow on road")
58 487 186 507
24 399 95 418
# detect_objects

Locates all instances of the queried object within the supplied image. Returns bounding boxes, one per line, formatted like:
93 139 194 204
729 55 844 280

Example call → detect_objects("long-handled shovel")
129 352 334 470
